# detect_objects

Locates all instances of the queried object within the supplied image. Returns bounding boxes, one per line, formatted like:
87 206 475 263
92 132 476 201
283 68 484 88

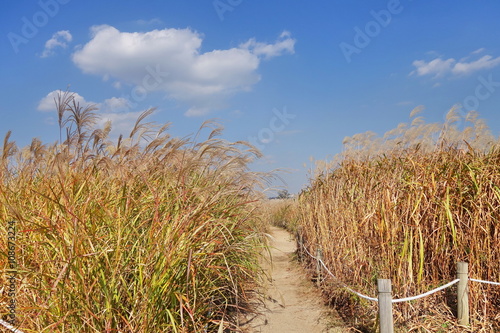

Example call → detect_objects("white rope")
470 278 500 286
300 243 378 302
299 241 460 304
319 259 379 302
391 279 460 303
0 319 24 333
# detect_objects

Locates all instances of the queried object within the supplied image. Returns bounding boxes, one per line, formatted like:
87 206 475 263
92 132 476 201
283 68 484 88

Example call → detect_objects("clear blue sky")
2 0 500 194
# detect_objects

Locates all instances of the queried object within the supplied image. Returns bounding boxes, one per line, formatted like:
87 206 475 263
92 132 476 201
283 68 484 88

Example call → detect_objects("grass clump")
298 107 500 332
0 91 266 332
258 197 300 231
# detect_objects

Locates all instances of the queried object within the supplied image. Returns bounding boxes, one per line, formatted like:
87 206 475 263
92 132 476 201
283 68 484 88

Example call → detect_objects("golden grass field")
294 107 500 332
0 91 268 332
2 93 500 332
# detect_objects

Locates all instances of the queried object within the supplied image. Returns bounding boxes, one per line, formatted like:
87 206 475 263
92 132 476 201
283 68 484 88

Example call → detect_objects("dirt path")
242 226 347 333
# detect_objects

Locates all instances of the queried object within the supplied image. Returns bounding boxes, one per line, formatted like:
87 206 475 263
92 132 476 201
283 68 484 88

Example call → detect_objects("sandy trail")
243 226 346 333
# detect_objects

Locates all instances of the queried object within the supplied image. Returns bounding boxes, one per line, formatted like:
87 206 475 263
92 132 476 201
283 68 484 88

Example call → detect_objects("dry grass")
297 107 500 332
258 198 300 231
0 91 268 332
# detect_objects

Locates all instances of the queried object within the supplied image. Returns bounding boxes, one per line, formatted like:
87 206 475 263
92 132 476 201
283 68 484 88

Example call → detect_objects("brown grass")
297 107 500 332
0 91 268 332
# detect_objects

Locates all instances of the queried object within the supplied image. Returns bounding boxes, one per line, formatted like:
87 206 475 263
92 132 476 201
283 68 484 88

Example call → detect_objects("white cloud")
101 97 131 113
472 48 485 55
72 25 295 116
37 90 88 112
38 91 132 114
452 55 500 75
410 50 500 78
38 90 146 138
240 31 295 59
98 110 147 137
41 30 72 58
410 58 455 78
185 106 211 117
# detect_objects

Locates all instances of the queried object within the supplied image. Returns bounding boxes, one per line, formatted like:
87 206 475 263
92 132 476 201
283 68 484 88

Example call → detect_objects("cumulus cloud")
37 90 88 112
410 50 500 78
38 91 133 114
38 90 146 137
72 25 295 116
98 110 147 136
101 97 132 113
41 30 72 58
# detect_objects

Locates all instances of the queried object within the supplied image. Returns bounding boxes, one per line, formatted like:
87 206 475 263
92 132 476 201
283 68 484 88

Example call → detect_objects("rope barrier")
300 243 378 301
0 319 24 333
391 279 460 303
318 258 379 302
470 278 500 286
299 241 461 304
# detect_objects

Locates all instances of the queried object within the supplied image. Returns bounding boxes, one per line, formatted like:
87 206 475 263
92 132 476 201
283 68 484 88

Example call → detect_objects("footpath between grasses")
241 226 346 333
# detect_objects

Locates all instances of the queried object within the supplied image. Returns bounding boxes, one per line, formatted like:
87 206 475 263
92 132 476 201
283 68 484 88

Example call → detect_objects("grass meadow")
294 107 500 332
3 93 500 333
0 91 268 332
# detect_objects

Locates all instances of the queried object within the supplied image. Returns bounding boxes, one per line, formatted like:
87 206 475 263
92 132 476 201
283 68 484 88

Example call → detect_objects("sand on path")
242 226 347 333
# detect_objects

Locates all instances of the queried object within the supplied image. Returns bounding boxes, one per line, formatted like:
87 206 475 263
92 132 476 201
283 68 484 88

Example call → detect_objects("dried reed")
0 91 267 332
298 107 500 332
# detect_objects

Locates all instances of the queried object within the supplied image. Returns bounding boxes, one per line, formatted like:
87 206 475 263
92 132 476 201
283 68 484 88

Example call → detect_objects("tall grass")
258 198 300 230
298 108 500 332
0 91 266 332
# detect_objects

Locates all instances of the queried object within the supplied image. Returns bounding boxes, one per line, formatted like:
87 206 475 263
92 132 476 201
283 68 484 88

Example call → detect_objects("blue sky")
2 0 500 194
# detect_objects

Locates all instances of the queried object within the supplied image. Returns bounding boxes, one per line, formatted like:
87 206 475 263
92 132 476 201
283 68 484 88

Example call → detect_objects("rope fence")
470 278 500 286
391 278 460 303
298 239 500 333
302 243 379 301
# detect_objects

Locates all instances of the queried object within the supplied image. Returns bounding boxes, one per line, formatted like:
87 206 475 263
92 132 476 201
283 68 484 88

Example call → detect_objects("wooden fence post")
316 248 322 287
457 262 469 326
377 279 394 333
296 227 303 261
